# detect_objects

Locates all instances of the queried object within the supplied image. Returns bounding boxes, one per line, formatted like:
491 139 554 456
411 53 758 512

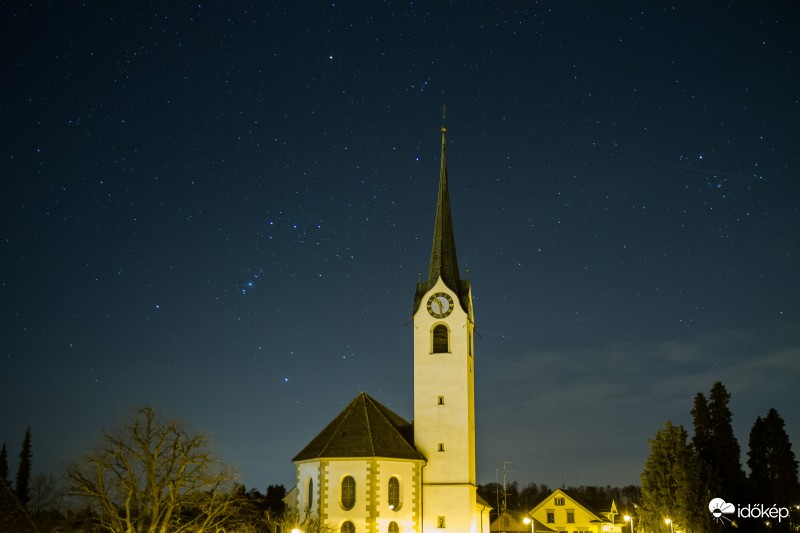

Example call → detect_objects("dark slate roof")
293 392 425 462
414 126 471 315
0 479 40 533
561 490 619 523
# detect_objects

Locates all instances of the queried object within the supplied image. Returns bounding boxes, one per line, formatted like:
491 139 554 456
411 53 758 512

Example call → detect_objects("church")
286 124 492 533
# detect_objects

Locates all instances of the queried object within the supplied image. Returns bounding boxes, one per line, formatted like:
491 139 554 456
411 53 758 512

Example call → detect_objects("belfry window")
432 324 449 353
341 476 356 510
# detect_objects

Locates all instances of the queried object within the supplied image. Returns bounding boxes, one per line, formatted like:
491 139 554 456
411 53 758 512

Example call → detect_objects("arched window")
341 476 356 510
342 521 355 533
432 324 449 353
306 478 313 512
388 477 400 509
389 522 400 533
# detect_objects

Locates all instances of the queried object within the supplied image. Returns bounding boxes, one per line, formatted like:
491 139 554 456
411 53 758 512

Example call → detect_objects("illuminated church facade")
287 125 491 533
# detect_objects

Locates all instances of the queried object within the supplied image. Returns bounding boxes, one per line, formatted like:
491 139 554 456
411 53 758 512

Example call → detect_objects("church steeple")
428 125 461 292
412 118 479 533
414 122 470 315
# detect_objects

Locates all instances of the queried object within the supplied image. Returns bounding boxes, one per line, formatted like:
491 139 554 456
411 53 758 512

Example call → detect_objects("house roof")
562 490 623 524
490 510 554 533
0 479 40 533
529 488 612 524
293 392 425 462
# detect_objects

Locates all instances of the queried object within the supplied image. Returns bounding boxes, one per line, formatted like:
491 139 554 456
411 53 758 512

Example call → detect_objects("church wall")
296 460 323 523
422 484 480 533
373 459 422 533
298 458 423 533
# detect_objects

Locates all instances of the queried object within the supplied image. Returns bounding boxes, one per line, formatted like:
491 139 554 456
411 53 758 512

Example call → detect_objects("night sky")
2 2 798 494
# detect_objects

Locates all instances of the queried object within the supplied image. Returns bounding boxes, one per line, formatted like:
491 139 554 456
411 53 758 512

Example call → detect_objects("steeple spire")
414 116 470 315
427 122 461 293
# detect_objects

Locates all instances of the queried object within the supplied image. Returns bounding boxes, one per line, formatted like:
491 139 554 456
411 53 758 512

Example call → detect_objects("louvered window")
432 324 449 353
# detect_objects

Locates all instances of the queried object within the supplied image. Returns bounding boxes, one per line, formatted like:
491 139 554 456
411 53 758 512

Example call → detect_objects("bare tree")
265 510 337 533
66 406 241 533
28 473 63 515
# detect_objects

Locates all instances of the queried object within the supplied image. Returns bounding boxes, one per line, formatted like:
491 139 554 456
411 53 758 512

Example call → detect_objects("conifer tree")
691 393 713 463
690 392 727 531
747 408 799 506
692 383 747 503
707 382 747 500
16 427 32 506
640 421 706 533
0 443 8 483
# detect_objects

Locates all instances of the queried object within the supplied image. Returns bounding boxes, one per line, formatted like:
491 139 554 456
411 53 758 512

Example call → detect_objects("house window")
555 497 565 506
567 511 575 523
432 324 449 353
341 476 356 510
438 443 445 452
342 521 355 533
389 522 399 533
388 477 400 509
438 516 446 528
547 511 555 523
438 396 445 405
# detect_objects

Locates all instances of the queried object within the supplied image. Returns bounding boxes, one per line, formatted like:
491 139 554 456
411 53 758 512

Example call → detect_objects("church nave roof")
293 392 424 462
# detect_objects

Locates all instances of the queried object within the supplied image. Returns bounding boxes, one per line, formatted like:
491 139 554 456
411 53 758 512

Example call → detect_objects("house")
285 124 492 533
490 509 552 533
0 479 40 533
526 489 624 533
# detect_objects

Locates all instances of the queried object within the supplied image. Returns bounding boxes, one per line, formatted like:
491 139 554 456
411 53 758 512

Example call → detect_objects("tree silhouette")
707 382 747 501
66 406 241 533
639 421 705 533
747 408 799 509
0 443 8 483
16 427 32 507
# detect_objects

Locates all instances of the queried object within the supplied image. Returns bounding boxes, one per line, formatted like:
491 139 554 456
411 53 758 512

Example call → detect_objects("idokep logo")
709 497 791 524
709 498 736 524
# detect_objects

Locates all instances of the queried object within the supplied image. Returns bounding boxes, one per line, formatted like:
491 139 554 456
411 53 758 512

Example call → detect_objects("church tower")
413 124 485 533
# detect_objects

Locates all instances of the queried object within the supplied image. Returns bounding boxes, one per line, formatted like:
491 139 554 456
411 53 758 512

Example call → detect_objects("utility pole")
502 462 513 513
495 469 500 514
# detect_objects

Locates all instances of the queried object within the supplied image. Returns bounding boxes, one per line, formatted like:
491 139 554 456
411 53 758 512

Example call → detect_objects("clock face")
427 292 454 318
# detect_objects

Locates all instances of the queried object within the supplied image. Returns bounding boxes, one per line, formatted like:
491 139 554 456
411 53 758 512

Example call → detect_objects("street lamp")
665 518 674 533
624 515 634 533
524 516 534 533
